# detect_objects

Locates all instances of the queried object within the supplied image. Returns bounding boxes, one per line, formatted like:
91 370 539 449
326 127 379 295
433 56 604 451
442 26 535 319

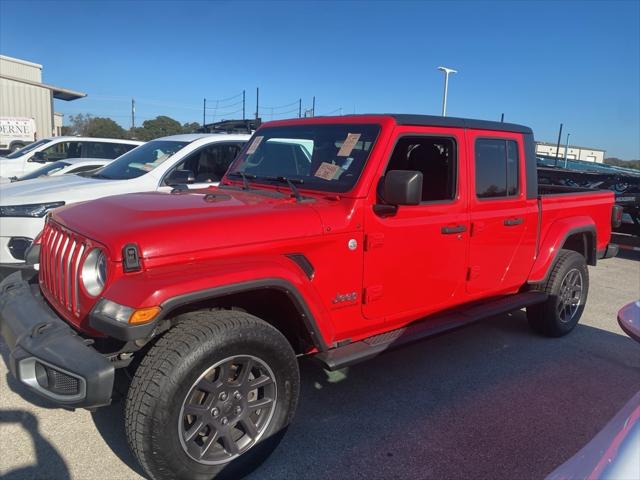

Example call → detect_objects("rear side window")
475 138 519 198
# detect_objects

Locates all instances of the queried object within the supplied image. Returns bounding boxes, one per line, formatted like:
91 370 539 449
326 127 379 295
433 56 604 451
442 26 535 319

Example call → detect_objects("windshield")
93 140 190 180
5 139 50 159
227 124 380 193
17 160 71 180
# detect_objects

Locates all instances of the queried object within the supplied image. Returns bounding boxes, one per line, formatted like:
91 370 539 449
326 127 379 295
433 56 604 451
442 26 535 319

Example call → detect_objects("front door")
362 128 469 323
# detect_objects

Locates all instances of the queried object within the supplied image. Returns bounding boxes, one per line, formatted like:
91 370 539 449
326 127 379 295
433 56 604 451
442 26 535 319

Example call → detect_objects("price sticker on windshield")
246 136 264 154
314 162 340 180
337 133 361 157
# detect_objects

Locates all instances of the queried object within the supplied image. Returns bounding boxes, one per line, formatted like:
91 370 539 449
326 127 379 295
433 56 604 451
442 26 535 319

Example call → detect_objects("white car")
0 158 114 184
0 136 142 179
0 133 249 272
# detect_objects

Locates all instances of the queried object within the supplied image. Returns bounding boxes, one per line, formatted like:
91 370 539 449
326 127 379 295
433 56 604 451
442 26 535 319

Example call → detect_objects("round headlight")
82 248 107 297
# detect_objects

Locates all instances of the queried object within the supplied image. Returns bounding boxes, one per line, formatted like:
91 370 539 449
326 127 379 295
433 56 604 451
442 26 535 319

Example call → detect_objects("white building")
0 54 85 140
536 141 605 163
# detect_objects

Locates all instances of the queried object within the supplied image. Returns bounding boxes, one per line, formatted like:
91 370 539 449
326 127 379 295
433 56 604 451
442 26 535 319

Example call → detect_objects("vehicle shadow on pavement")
0 409 71 479
616 249 640 262
247 311 640 480
90 397 147 478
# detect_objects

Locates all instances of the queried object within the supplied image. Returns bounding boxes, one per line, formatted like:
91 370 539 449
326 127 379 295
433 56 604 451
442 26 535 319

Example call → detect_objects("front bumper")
0 271 114 408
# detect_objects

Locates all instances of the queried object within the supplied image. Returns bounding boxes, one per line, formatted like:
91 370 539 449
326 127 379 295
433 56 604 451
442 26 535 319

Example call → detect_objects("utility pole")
312 96 316 117
500 113 504 122
131 98 135 130
255 87 259 119
437 66 457 116
298 98 302 118
554 123 563 167
563 133 571 167
203 98 206 128
242 90 246 120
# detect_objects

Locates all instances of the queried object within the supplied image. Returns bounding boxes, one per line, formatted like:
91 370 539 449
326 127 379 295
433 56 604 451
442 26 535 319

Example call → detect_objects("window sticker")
314 162 340 180
246 136 264 155
337 133 361 157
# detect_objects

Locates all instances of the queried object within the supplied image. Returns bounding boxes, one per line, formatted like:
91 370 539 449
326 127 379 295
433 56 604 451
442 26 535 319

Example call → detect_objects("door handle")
441 225 467 234
504 217 523 226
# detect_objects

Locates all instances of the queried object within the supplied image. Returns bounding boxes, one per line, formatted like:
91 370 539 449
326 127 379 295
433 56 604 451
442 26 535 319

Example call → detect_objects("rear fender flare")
528 218 596 284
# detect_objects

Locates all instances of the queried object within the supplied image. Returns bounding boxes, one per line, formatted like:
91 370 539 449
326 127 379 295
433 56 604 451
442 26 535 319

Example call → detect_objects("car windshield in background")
18 161 71 180
227 124 380 193
93 140 190 180
4 139 50 159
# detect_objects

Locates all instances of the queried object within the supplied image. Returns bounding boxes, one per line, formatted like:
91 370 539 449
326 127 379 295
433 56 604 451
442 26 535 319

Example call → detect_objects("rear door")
466 131 538 295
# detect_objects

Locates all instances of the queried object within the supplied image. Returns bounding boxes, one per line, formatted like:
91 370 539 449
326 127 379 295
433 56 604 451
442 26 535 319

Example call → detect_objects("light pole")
437 66 457 116
564 133 570 167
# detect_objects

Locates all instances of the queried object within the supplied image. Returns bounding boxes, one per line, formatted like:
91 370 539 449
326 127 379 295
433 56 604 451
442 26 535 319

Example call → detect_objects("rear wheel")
9 142 24 153
527 249 589 337
125 310 300 480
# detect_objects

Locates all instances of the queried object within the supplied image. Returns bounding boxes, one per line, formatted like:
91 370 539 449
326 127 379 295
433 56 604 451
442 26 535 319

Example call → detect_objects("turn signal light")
129 306 161 324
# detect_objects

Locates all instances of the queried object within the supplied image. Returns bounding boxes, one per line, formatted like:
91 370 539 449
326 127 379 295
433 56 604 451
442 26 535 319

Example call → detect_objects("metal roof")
0 73 86 101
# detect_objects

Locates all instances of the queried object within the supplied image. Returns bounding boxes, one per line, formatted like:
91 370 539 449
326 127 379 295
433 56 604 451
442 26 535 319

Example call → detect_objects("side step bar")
315 291 548 371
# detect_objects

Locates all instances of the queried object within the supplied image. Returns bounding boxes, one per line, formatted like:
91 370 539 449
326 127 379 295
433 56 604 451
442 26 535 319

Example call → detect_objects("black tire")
125 310 300 480
527 249 589 337
10 143 24 153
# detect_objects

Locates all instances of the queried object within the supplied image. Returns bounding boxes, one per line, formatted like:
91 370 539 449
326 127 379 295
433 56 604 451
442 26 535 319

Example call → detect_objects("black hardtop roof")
389 114 532 134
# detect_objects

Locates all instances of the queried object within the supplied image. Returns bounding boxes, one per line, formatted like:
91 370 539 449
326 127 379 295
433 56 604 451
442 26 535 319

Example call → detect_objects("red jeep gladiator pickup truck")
0 114 620 479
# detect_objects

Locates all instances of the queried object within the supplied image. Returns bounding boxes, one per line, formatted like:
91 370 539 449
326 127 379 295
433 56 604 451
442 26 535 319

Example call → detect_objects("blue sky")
1 0 639 159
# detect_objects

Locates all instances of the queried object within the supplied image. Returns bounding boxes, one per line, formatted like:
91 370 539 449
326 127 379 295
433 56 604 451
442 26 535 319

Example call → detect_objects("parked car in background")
0 114 620 480
0 117 36 153
0 133 249 275
0 158 114 184
0 136 142 179
547 300 640 480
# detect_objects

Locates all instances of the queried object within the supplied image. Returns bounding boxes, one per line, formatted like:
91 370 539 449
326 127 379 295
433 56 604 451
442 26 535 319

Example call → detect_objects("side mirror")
29 151 48 163
382 170 423 205
166 169 195 186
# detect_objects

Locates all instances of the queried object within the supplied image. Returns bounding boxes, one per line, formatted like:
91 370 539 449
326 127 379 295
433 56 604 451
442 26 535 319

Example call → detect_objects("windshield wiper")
228 171 256 190
265 176 303 202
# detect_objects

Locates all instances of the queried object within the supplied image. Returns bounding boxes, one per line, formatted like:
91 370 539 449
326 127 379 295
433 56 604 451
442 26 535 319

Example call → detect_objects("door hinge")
364 285 383 303
365 233 384 251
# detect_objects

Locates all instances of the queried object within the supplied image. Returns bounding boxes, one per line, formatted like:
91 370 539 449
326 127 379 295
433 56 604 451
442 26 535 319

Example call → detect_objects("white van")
0 117 36 153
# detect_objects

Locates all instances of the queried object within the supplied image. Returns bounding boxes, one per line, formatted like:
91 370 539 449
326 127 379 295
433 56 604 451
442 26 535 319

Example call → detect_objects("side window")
384 136 457 202
85 142 109 159
170 143 243 184
475 138 519 199
85 142 137 159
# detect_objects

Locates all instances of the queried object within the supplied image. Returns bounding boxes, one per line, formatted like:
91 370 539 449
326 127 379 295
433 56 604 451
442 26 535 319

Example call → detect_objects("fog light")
8 237 33 261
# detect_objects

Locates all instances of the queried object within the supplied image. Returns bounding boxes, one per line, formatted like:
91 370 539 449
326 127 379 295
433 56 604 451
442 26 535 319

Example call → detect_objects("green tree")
66 113 93 135
182 122 201 133
132 116 184 141
85 117 128 139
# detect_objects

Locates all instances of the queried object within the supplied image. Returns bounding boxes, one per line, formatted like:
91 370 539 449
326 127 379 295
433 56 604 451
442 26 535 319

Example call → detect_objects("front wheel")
527 249 589 337
125 310 300 480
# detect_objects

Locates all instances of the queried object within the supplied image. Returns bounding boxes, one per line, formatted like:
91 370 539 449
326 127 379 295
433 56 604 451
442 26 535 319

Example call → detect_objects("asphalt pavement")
1 252 639 480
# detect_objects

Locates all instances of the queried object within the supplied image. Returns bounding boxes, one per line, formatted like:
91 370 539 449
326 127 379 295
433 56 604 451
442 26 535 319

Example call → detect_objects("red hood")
52 188 325 261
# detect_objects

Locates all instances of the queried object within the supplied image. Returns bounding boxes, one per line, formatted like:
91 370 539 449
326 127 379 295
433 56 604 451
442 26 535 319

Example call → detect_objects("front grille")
40 221 86 315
